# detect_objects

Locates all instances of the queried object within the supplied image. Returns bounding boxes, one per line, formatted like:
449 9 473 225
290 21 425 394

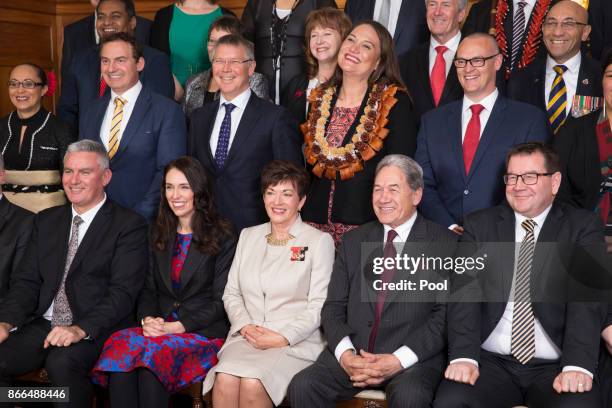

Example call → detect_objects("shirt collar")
71 194 107 224
430 31 461 53
463 88 499 113
110 81 143 105
383 211 418 243
220 88 252 111
514 204 552 233
546 51 582 75
514 0 536 8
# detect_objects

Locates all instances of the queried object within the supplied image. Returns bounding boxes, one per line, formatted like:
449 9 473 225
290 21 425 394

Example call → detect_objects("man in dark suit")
463 0 559 79
415 33 550 231
508 0 602 134
434 142 607 408
59 0 174 131
0 140 148 408
587 0 612 60
189 34 302 232
79 32 186 221
61 0 151 78
343 0 428 56
399 0 466 121
289 154 457 407
0 155 33 299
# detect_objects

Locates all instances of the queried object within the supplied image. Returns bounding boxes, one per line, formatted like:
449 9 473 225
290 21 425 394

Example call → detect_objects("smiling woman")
0 63 75 213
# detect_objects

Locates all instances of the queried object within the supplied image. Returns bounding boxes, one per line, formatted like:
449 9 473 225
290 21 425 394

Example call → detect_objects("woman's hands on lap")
240 324 289 349
142 316 186 337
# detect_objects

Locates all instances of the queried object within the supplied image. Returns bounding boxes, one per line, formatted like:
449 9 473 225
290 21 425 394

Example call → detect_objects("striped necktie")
511 218 537 365
511 1 528 70
108 96 125 160
547 65 568 134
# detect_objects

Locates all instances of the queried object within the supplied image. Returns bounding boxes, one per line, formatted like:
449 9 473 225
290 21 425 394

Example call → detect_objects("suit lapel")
93 94 111 144
159 238 175 295
440 64 461 104
202 101 220 173
67 201 112 276
575 54 596 96
0 199 9 232
363 223 384 313
179 245 205 292
112 88 150 163
467 96 507 181
225 94 260 166
535 59 547 109
448 102 467 183
418 43 436 107
531 204 562 289
496 206 517 299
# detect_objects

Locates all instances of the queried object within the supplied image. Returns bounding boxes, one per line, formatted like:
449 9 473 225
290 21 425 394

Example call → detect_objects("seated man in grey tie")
289 154 458 408
189 33 303 232
0 140 148 408
0 154 33 300
434 142 607 408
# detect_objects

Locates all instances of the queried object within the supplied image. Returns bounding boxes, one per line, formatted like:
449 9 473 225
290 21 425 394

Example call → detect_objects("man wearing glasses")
188 34 303 232
508 0 602 134
416 33 550 233
434 142 607 408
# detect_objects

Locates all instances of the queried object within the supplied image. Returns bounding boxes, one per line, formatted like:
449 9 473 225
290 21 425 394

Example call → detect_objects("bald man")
508 0 602 134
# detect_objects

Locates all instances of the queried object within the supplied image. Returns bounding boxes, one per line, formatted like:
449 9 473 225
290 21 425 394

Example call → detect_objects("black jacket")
0 198 33 299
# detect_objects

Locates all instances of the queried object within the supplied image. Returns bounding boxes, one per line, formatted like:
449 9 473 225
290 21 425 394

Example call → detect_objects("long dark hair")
330 20 406 90
152 156 233 255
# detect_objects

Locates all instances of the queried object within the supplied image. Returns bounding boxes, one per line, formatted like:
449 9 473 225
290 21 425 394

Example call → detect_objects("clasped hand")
340 349 402 387
142 317 185 337
240 324 288 349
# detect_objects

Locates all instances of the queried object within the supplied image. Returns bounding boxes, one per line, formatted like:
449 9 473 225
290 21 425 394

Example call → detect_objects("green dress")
169 4 222 86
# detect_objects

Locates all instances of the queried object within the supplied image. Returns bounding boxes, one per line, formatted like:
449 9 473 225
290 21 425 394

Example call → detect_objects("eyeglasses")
453 53 500 68
211 58 253 67
503 172 554 185
542 19 588 31
8 80 44 89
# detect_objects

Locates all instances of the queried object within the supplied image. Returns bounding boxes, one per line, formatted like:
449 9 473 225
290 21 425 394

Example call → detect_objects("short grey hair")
64 140 110 171
211 33 255 61
424 0 468 10
375 154 424 191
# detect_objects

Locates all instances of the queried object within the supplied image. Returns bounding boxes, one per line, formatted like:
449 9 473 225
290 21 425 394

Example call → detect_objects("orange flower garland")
302 83 398 181
493 0 552 79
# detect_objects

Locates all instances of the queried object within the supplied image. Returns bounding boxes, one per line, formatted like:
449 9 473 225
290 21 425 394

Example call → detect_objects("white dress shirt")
429 31 462 77
452 205 593 377
209 88 252 155
99 81 143 151
513 0 536 31
461 88 499 142
43 195 108 321
373 0 402 38
544 52 581 117
334 212 420 369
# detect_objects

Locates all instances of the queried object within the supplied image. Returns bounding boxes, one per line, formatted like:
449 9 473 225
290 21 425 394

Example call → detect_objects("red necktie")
368 229 398 352
430 45 448 106
99 76 107 98
463 104 484 175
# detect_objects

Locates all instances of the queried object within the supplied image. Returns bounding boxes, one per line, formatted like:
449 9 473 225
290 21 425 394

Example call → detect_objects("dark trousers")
433 351 602 408
288 350 442 408
108 368 170 408
599 344 612 408
0 318 106 408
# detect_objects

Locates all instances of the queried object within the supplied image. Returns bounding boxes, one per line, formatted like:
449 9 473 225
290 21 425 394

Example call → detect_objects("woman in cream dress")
203 160 334 407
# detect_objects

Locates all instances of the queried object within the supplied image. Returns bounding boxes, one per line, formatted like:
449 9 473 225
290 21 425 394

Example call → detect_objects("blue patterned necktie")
214 102 236 169
547 65 568 134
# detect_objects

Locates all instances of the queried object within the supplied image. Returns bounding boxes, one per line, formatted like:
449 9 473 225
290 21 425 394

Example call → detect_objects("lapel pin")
582 78 589 85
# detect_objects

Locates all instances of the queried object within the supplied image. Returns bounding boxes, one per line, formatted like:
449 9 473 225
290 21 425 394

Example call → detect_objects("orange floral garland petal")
302 83 399 181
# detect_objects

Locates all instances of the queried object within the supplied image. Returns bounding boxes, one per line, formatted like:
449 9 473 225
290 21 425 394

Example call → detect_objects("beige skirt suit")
203 217 334 405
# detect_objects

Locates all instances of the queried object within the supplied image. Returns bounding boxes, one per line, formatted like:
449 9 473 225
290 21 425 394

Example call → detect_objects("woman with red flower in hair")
0 63 74 213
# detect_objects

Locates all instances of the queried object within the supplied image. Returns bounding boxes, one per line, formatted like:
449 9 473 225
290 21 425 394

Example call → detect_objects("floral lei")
302 83 398 181
491 0 552 79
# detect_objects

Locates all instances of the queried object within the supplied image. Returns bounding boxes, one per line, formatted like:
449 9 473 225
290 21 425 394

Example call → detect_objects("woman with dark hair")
241 0 336 104
281 7 351 124
301 21 418 246
0 63 74 213
92 156 236 408
182 14 270 117
203 160 334 408
150 0 235 99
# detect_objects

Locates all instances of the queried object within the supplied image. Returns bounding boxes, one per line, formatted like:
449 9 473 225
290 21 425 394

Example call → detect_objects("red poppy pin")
294 89 305 99
290 246 308 261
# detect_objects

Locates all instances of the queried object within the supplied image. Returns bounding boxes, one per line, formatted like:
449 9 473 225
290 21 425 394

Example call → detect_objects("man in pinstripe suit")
288 155 458 408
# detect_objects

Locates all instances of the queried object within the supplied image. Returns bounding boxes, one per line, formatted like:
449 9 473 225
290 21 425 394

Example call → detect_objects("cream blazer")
222 216 335 361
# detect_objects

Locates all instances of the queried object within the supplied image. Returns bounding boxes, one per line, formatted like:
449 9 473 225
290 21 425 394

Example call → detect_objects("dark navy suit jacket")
79 86 186 221
415 94 551 227
59 44 174 132
188 93 303 232
343 0 428 57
